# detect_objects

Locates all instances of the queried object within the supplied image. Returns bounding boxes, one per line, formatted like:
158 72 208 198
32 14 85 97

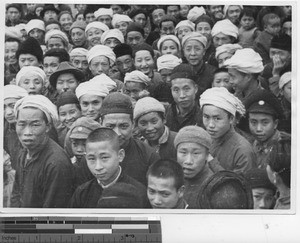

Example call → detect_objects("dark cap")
56 90 80 110
195 14 214 28
49 61 85 88
128 8 148 19
159 14 177 29
113 43 133 58
126 22 145 37
170 63 196 82
270 33 291 52
16 37 43 63
40 4 60 18
100 92 133 117
132 43 154 58
6 4 22 12
244 168 276 192
69 21 87 33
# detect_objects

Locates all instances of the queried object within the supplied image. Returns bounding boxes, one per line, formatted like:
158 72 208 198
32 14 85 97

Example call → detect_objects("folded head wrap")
101 29 124 44
133 97 165 121
69 20 87 33
112 14 133 28
200 87 246 117
75 77 110 100
14 95 59 124
4 85 28 100
195 14 214 28
175 20 195 35
5 26 23 40
223 5 243 15
87 44 116 66
224 48 264 74
124 70 151 86
211 19 239 38
69 48 88 58
94 8 113 19
215 43 243 58
85 21 109 34
182 32 207 49
25 19 45 34
16 66 46 86
45 29 69 46
157 35 181 52
89 73 117 92
187 6 206 23
279 71 291 90
157 54 182 71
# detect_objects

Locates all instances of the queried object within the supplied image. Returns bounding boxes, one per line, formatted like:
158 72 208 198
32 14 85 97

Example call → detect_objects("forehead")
99 15 111 19
60 13 72 18
228 6 242 11
86 140 115 153
102 113 132 123
19 54 38 60
267 17 280 25
162 40 177 47
184 39 204 48
8 7 20 12
139 111 161 121
135 50 152 59
90 55 109 64
152 9 165 15
72 56 87 61
18 107 45 119
167 6 179 11
125 81 144 89
214 72 230 78
57 73 76 80
116 55 132 61
46 24 60 30
135 13 146 18
171 78 194 87
203 104 228 116
218 52 233 60
44 56 60 63
252 188 274 195
4 97 19 104
48 37 64 44
127 31 143 38
5 41 19 47
59 103 78 112
87 27 103 33
148 176 177 189
161 21 175 27
196 22 211 28
177 142 206 150
214 33 231 39
248 112 274 120
71 27 85 33
21 74 42 81
80 94 103 102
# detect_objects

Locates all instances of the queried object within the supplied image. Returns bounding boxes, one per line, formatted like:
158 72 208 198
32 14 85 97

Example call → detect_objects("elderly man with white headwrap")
215 43 243 68
94 8 113 28
25 19 45 45
69 48 89 74
200 87 256 175
112 14 133 36
11 95 74 208
45 29 70 51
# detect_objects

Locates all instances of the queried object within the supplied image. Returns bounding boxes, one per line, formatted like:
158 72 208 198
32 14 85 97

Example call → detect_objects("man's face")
27 4 36 12
29 29 45 45
152 9 165 27
4 98 19 124
212 72 232 91
116 55 134 75
56 73 79 94
282 21 292 37
71 138 86 161
111 5 123 15
18 54 39 68
86 27 104 47
269 48 291 68
177 26 193 41
80 94 103 121
249 113 278 143
7 7 21 23
252 188 275 209
183 40 206 66
226 6 242 24
208 5 224 20
97 15 112 28
43 56 60 79
202 105 233 139
124 81 145 101
171 78 197 110
137 112 165 143
19 74 44 95
89 56 110 76
5 41 19 65
159 69 172 85
195 22 212 39
177 142 209 179
104 38 121 50
161 40 179 56
85 13 96 24
71 28 86 47
115 22 129 36
160 21 175 36
180 5 190 19
59 13 73 32
71 56 89 72
133 13 147 28
228 68 248 93
86 141 123 185
101 113 133 148
58 104 81 129
16 107 49 151
47 37 66 50
126 31 144 47
147 176 184 209
134 50 154 76
213 33 233 48
43 10 58 22
166 6 180 20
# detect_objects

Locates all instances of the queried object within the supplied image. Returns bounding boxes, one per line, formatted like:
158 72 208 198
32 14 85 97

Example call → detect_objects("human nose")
152 194 162 205
179 89 186 98
183 153 193 165
256 123 263 132
23 125 33 136
94 159 103 171
113 126 121 136
207 118 215 129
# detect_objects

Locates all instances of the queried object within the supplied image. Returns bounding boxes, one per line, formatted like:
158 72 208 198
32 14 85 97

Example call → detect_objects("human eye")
162 192 170 197
105 124 114 129
120 124 129 129
147 188 155 194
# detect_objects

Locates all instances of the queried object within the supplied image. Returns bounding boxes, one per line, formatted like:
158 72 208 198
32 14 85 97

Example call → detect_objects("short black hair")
239 7 258 20
86 127 120 151
5 37 20 45
262 13 280 27
159 15 177 29
45 19 62 28
147 159 184 190
213 67 229 75
43 48 70 63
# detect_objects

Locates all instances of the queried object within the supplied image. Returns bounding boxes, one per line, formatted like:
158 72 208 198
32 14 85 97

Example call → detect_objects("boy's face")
252 188 275 209
226 6 242 24
217 52 233 68
202 105 233 139
228 68 248 93
283 81 291 103
124 81 145 101
116 55 134 75
59 104 81 129
240 15 255 30
177 142 209 179
161 40 179 57
134 50 155 76
86 141 124 185
249 113 278 142
71 138 86 160
213 33 232 48
89 56 110 76
212 72 232 91
4 98 18 124
147 176 184 209
265 18 281 36
80 94 103 121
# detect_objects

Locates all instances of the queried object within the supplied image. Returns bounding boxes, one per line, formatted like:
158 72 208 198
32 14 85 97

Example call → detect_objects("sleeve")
233 144 257 175
10 169 21 208
68 187 83 208
268 76 280 97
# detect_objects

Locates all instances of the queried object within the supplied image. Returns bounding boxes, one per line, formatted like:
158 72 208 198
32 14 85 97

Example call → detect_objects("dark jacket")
11 138 74 208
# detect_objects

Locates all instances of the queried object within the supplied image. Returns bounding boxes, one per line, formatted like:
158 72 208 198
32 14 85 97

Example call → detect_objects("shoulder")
41 139 71 166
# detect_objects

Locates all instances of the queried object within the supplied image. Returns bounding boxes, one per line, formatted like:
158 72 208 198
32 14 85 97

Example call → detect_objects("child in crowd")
212 67 233 92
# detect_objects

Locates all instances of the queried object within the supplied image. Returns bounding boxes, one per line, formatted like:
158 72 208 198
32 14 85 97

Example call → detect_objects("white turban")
124 70 151 86
175 20 195 35
16 66 46 86
45 29 69 46
224 48 264 74
187 6 206 23
25 19 45 34
87 44 116 66
94 8 113 19
14 95 59 124
200 87 246 117
157 54 182 71
157 35 181 52
182 32 208 49
75 78 110 99
215 43 243 58
85 21 109 34
101 29 124 45
112 14 133 28
4 85 28 100
224 5 243 15
5 26 23 40
89 74 117 92
69 48 88 58
211 19 239 38
279 71 291 90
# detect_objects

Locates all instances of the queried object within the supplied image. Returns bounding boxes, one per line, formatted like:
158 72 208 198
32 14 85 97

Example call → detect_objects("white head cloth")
181 32 207 49
94 8 113 19
112 14 133 28
157 54 182 71
5 26 23 40
14 94 59 124
89 73 117 92
25 19 45 34
101 29 124 44
4 85 28 100
16 66 46 86
215 43 243 58
175 20 195 35
124 70 151 86
200 87 246 117
87 44 116 66
187 6 206 23
211 19 239 38
157 35 181 52
75 78 110 100
224 48 264 74
279 71 291 90
85 21 109 34
69 48 88 58
224 5 243 15
45 29 69 45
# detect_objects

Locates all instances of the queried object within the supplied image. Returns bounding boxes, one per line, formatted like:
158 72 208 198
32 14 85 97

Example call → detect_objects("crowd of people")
3 3 292 209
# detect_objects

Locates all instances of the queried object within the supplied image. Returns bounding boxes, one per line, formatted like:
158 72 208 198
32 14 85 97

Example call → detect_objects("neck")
101 166 121 186
192 61 204 73
26 136 48 159
177 102 195 116
244 78 258 97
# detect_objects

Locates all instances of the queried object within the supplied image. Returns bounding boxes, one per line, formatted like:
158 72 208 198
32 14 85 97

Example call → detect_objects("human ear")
118 148 125 163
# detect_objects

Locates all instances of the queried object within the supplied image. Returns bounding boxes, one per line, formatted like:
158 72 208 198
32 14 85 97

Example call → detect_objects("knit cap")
157 35 181 52
16 37 43 63
181 32 207 49
100 92 133 117
69 21 87 33
69 117 101 140
56 90 80 110
270 33 291 52
132 43 154 58
126 22 144 37
113 43 133 58
244 168 276 192
170 63 196 82
174 125 212 149
133 97 165 121
187 6 206 23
